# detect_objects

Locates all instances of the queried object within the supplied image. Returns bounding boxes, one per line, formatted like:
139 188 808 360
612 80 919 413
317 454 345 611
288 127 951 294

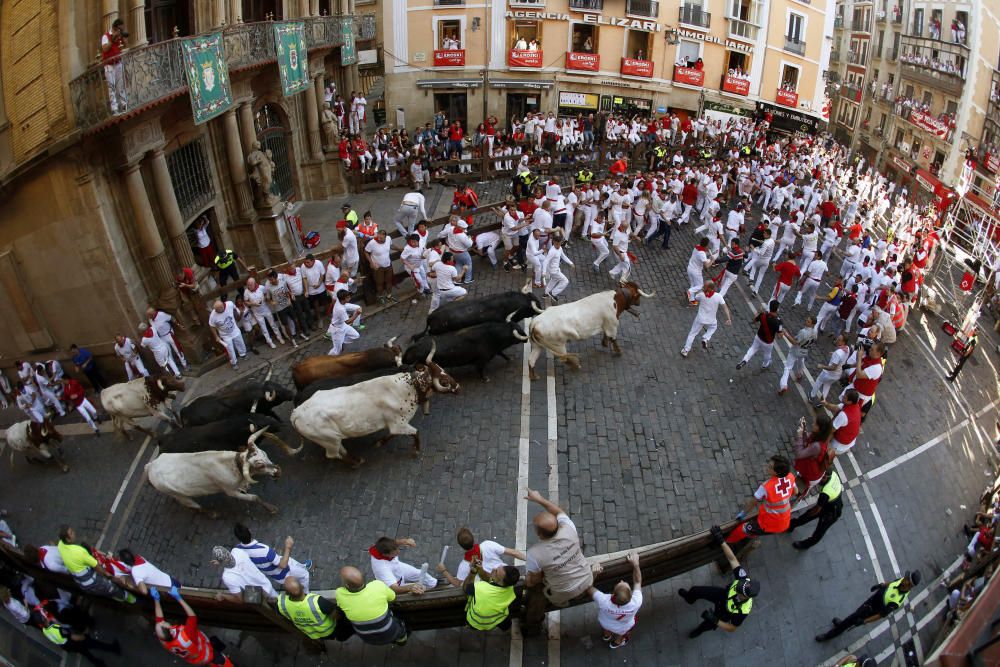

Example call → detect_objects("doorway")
144 0 192 42
506 93 540 126
434 92 468 129
254 103 295 201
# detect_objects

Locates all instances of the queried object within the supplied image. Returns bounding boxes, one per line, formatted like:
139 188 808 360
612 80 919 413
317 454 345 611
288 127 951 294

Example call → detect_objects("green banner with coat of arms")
273 22 310 97
341 20 357 66
181 32 233 125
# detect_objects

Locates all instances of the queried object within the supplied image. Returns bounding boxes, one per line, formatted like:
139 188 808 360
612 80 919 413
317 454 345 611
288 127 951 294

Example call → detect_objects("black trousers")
82 366 108 391
947 354 971 380
822 591 885 639
63 636 119 667
789 498 843 548
687 586 727 635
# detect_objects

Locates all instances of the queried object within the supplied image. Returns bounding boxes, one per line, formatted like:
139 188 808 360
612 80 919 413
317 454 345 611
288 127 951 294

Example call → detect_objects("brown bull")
291 337 403 390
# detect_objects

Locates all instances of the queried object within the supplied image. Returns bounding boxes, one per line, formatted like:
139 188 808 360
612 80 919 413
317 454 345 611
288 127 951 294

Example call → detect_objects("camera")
119 29 129 39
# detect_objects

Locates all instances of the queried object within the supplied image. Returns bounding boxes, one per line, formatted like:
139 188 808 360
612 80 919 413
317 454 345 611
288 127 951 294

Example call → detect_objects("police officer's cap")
737 578 760 598
905 570 922 586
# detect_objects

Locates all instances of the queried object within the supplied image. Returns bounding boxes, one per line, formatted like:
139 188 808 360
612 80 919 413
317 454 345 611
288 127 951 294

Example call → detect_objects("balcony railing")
69 16 374 133
727 17 759 41
626 0 659 18
784 35 806 55
848 51 867 65
831 50 842 62
679 5 711 28
568 0 604 10
891 12 902 24
834 16 844 29
840 83 863 103
899 62 964 97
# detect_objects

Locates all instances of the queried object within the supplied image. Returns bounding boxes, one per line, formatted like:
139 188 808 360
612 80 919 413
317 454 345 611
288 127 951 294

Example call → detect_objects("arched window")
255 103 295 201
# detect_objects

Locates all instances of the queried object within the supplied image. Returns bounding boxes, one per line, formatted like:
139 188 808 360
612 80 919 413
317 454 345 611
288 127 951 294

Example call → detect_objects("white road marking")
95 434 152 550
546 349 561 667
510 341 532 667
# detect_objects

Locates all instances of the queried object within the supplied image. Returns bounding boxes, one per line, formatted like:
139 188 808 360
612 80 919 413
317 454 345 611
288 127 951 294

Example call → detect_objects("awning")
489 78 554 89
915 167 956 211
756 101 822 134
416 78 482 89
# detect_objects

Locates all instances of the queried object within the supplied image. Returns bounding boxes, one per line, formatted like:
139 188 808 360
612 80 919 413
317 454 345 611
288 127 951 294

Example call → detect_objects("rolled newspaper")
440 545 449 566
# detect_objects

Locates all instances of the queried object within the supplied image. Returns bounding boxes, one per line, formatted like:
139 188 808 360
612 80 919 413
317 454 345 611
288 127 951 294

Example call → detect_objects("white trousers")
394 560 439 589
76 399 99 430
810 369 841 401
745 257 769 292
592 238 610 267
741 336 774 367
407 265 429 291
123 357 149 381
252 310 284 345
546 270 569 296
780 352 807 390
772 282 792 304
220 333 248 367
609 256 631 281
719 270 739 297
436 286 467 309
816 302 838 332
687 267 704 301
328 324 360 355
683 319 718 351
796 278 821 309
163 333 187 368
37 386 64 415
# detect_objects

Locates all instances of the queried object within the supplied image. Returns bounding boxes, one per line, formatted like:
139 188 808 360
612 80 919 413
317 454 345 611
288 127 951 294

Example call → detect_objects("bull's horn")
425 340 436 364
637 287 656 298
247 426 270 447
531 302 544 314
264 431 303 456
512 328 528 341
506 310 518 322
264 390 276 402
386 336 398 348
521 280 532 294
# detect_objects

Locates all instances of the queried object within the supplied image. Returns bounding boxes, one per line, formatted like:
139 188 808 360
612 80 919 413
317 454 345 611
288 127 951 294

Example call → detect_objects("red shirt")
102 31 122 63
774 261 801 286
453 189 479 208
610 160 627 175
848 223 863 240
63 379 86 408
448 127 464 142
681 183 699 205
820 200 837 218
177 267 196 295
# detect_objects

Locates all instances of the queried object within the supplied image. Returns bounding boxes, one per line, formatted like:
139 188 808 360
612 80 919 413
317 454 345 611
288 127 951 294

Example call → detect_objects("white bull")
528 282 654 379
145 429 281 516
290 358 460 467
101 376 184 437
2 420 68 473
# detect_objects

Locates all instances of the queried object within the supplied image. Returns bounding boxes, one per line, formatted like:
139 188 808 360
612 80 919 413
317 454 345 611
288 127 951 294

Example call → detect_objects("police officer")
679 527 759 638
700 147 714 161
213 249 246 289
341 203 360 229
515 169 537 199
836 655 875 667
574 166 594 188
277 576 353 642
788 469 843 550
815 570 921 641
648 144 668 171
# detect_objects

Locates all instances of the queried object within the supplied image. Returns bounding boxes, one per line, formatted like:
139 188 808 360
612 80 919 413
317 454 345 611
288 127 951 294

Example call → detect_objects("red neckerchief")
133 554 147 565
453 226 463 234
695 245 706 252
142 327 155 339
369 546 394 561
704 290 715 298
463 544 482 562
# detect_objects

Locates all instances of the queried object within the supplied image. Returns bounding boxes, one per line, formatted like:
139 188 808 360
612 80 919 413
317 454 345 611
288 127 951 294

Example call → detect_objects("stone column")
238 101 257 156
299 0 309 17
304 77 324 160
103 0 119 31
229 0 242 23
221 109 257 221
310 0 320 16
213 0 227 28
149 147 196 268
123 161 174 291
128 0 148 47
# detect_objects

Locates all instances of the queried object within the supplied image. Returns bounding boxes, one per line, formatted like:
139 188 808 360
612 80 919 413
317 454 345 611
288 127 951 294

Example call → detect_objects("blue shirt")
72 348 94 371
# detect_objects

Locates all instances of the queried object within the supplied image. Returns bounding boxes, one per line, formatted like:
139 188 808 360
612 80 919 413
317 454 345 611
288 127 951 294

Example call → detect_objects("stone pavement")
1 178 998 666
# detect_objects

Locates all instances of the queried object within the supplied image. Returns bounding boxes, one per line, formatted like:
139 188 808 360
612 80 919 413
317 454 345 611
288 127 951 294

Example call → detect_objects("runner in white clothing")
146 308 187 369
208 300 248 370
369 536 438 595
543 235 574 300
244 278 285 348
587 551 643 649
139 325 181 378
328 291 361 355
681 280 732 357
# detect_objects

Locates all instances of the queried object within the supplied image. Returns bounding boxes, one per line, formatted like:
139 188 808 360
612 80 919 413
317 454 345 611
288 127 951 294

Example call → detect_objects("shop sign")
676 28 754 53
567 52 600 71
673 66 704 87
508 49 543 68
505 10 665 32
775 88 799 107
986 152 1000 173
915 170 937 193
907 110 949 138
704 100 753 117
433 50 466 67
559 91 600 109
656 106 667 113
721 75 750 96
621 58 653 77
757 101 819 133
891 155 910 172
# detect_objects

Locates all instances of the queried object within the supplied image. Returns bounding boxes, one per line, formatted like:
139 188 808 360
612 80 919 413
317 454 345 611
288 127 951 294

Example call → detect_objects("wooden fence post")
521 583 547 637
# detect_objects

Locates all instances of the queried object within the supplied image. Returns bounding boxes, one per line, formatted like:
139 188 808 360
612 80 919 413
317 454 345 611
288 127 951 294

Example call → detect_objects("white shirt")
365 238 393 268
208 302 240 338
4 596 28 624
371 555 413 588
243 284 271 315
149 310 174 337
694 290 725 323
447 230 473 253
804 258 828 281
283 268 305 296
401 192 428 220
592 587 643 634
301 261 326 296
401 244 424 270
455 540 508 581
687 247 709 274
342 229 360 264
502 211 524 237
130 557 174 589
611 227 630 252
532 208 553 233
436 263 459 290
38 545 68 574
222 549 277 600
543 246 574 273
114 337 140 360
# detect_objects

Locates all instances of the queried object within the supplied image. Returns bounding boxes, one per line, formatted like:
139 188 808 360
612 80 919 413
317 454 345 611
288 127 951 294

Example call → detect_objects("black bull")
403 322 528 381
417 291 541 338
179 381 294 427
157 414 289 453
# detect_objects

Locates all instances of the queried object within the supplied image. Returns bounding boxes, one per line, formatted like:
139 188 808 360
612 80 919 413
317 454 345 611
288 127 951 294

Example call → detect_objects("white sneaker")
268 341 276 349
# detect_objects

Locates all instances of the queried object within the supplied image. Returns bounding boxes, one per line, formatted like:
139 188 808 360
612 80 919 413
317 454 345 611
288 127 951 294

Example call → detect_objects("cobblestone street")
1 182 997 666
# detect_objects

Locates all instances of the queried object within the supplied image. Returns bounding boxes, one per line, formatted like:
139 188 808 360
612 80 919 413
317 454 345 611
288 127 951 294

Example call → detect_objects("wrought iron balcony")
69 16 373 133
679 5 711 28
784 35 806 56
568 0 604 10
830 50 842 62
899 62 964 97
834 16 844 30
626 0 659 18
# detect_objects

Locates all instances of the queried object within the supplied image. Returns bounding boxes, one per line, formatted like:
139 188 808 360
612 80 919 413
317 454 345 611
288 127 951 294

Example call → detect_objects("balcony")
831 50 842 62
851 19 871 34
433 50 466 67
679 5 711 28
891 12 902 24
433 0 464 5
508 49 543 68
626 0 658 18
621 57 653 77
840 83 863 103
568 0 603 10
876 10 886 24
848 51 867 66
673 65 705 87
899 63 964 97
834 16 844 30
727 16 759 42
775 88 799 107
720 74 750 95
784 35 806 56
69 16 375 133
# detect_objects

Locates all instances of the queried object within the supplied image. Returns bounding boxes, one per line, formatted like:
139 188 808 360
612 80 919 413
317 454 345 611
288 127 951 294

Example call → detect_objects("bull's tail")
411 325 429 342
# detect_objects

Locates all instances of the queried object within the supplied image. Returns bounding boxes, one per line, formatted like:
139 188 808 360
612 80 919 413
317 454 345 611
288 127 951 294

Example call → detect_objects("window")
912 8 923 37
727 50 750 76
571 24 597 53
167 137 215 222
864 106 872 122
878 112 887 132
877 30 885 55
676 39 701 66
435 19 464 50
787 12 805 41
894 128 904 148
510 19 542 50
922 91 932 107
145 0 192 42
946 100 958 116
955 11 969 45
626 30 652 60
780 63 800 91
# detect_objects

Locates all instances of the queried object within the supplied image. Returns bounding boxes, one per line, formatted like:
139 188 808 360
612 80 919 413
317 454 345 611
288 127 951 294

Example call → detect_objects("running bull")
294 366 416 406
3 419 68 473
416 289 542 338
290 344 459 466
101 376 185 437
403 320 528 381
527 281 655 379
291 337 403 390
157 414 302 454
145 428 283 515
179 381 294 426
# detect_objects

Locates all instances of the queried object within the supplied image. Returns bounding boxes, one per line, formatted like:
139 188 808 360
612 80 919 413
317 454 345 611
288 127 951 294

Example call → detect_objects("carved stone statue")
247 140 278 206
321 102 339 150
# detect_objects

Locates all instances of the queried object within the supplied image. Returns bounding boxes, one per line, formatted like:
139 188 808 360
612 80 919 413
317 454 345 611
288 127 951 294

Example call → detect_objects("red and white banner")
673 66 705 87
916 170 937 192
892 155 910 172
620 58 653 78
721 75 750 96
433 50 466 67
821 97 831 120
566 52 600 71
508 50 542 68
985 152 1000 173
775 89 799 108
907 110 949 138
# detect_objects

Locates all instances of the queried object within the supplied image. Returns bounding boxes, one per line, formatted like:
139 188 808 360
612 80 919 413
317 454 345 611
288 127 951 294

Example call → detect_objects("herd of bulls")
2 281 653 515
